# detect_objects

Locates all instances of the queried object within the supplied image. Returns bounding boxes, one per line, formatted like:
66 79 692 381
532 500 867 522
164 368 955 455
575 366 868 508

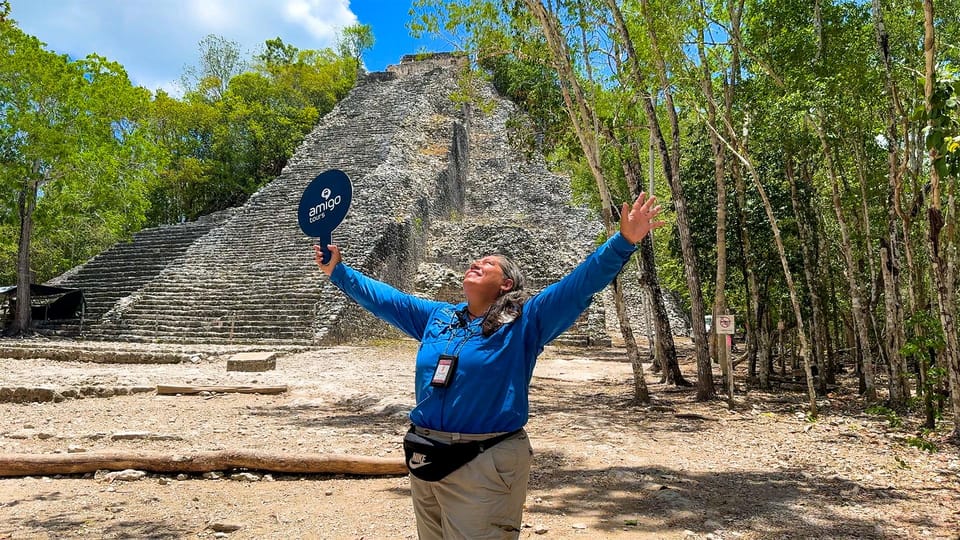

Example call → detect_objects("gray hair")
480 254 531 337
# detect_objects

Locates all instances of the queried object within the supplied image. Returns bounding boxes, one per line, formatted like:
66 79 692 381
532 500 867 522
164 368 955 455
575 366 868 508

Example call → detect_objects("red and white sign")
716 314 735 335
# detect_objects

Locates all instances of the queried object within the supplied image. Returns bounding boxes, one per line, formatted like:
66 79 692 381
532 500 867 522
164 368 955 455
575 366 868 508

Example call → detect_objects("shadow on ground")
528 455 907 538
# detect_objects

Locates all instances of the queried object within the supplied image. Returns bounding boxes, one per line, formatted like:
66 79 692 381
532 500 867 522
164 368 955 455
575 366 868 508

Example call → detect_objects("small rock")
148 434 183 441
840 486 860 497
176 474 189 481
230 472 260 482
99 469 147 482
203 472 223 480
534 527 549 535
209 522 243 532
110 431 152 441
572 523 587 530
67 445 87 453
213 533 228 539
36 432 55 440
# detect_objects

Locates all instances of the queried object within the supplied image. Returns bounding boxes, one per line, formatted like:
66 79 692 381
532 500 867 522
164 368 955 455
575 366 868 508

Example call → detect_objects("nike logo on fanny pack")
408 452 431 469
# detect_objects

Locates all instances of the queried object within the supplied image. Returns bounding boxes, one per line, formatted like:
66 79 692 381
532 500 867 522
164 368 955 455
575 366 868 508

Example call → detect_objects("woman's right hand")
314 244 342 277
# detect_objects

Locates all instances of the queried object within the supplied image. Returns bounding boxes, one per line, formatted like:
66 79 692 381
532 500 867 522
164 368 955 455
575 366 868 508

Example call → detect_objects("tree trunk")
813 122 883 403
605 0 713 400
787 156 828 396
873 0 914 408
0 450 407 477
923 0 960 440
696 19 731 402
616 126 687 386
723 0 759 383
852 143 880 389
636 236 687 385
712 130 818 415
928 207 960 439
12 175 39 335
640 0 712 401
758 311 772 388
523 0 651 403
642 94 713 400
734 157 760 382
613 276 650 404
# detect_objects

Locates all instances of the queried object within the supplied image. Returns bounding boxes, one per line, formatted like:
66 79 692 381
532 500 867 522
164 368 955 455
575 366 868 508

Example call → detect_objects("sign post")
716 314 735 406
297 169 353 264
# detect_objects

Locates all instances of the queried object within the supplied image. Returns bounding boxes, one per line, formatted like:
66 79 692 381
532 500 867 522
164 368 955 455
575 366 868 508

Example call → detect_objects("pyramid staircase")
44 55 620 346
38 213 230 336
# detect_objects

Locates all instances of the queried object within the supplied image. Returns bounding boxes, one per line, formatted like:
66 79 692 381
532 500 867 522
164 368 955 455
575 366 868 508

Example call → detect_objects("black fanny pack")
403 426 521 482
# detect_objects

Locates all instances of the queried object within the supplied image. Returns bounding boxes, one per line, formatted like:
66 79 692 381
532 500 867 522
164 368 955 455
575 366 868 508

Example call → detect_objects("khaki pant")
410 431 533 540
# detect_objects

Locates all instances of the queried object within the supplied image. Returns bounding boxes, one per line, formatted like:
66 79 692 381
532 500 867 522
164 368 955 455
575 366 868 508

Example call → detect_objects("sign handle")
317 231 333 264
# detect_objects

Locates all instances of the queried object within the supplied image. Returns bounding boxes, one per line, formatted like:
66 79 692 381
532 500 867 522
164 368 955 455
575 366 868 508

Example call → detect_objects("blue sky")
8 0 451 95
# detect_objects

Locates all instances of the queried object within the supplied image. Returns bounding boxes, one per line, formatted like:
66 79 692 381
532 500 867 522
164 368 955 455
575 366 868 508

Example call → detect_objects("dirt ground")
1 338 958 540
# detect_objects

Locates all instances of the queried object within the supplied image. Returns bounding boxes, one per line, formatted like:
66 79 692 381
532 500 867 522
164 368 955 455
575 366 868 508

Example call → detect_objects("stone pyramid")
47 54 647 345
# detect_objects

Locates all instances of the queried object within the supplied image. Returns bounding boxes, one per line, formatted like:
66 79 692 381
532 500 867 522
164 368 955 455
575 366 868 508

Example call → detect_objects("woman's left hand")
620 193 666 244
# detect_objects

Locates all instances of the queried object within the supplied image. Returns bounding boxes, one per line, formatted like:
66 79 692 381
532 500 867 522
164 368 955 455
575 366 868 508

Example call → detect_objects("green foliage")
1 8 358 290
0 14 162 287
924 66 960 180
482 54 567 154
180 35 247 103
338 24 375 72
901 311 946 358
147 37 356 224
905 434 939 453
866 405 903 428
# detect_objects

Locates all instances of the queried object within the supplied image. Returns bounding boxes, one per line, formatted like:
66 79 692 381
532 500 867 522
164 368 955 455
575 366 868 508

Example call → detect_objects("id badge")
430 354 458 387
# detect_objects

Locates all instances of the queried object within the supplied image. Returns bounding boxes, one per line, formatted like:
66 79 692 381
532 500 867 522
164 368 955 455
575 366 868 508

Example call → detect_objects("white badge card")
431 354 458 387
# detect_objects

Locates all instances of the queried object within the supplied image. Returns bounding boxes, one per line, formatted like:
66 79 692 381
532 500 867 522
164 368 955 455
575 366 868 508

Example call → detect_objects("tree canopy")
411 0 960 439
1 6 366 333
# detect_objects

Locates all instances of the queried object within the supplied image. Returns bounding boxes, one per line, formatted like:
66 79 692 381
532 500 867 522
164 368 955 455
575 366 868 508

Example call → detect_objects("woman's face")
462 255 514 300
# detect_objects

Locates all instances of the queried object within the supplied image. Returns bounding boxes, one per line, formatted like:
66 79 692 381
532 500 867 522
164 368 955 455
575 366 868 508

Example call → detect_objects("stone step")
94 328 314 342
117 299 320 311
99 313 316 325
97 335 311 346
96 324 312 336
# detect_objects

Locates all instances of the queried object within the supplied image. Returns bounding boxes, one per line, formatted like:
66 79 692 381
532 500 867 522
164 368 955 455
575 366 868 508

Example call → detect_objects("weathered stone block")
226 352 277 372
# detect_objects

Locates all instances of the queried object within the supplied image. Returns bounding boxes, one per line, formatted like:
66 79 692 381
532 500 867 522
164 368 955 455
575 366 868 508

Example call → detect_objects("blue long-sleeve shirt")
328 232 637 433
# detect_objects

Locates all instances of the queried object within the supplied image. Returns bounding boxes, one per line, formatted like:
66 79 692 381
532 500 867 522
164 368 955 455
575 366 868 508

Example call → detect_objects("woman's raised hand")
314 244 342 277
620 193 666 245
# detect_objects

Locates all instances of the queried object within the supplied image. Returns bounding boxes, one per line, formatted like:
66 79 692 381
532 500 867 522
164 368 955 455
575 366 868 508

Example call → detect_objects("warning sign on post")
716 314 735 335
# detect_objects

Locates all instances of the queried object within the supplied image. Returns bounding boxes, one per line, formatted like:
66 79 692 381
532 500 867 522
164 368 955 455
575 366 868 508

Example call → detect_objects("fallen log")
156 385 287 395
0 450 407 477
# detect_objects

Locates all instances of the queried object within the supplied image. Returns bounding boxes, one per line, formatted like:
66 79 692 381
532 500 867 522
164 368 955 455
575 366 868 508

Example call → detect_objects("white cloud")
8 0 361 96
283 0 357 43
186 0 240 31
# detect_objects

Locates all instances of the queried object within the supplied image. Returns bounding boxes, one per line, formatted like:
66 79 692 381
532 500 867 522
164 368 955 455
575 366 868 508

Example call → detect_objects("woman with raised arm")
315 193 664 540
